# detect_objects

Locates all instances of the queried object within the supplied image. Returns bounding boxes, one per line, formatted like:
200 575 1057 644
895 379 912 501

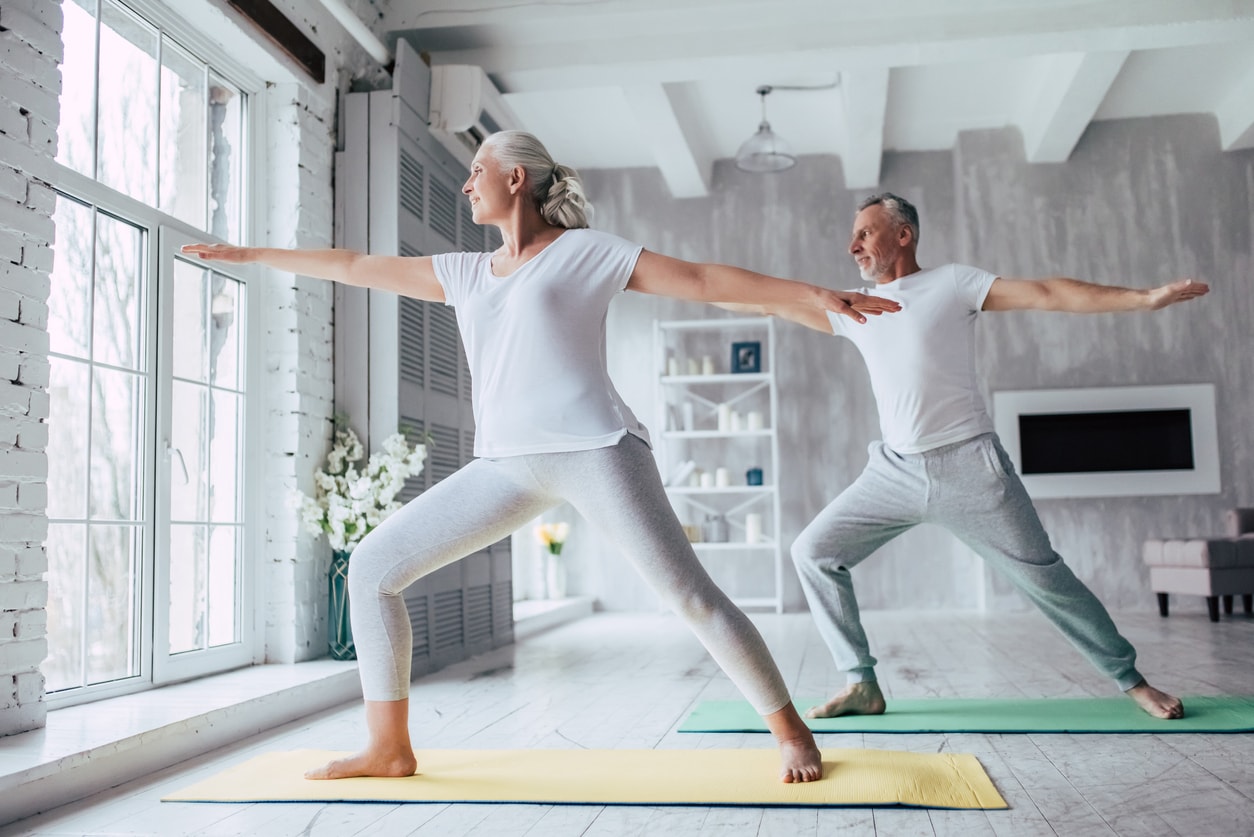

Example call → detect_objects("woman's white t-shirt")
432 228 650 458
825 263 998 453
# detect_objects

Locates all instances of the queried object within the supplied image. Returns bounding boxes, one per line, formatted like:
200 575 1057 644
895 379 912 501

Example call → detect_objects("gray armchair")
1142 507 1254 622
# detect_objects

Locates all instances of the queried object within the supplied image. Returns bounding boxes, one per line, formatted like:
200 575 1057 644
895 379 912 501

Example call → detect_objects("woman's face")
462 147 512 225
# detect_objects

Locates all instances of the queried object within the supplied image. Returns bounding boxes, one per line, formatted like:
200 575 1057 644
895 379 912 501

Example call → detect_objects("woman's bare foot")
778 736 824 783
764 703 824 783
805 681 887 719
306 697 418 779
1126 680 1184 719
305 747 417 780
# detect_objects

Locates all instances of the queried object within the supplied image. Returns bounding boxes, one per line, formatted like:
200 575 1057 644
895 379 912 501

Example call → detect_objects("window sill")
0 599 594 827
0 659 361 826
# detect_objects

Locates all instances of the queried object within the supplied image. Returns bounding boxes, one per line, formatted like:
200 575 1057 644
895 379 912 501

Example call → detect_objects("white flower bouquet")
296 425 427 552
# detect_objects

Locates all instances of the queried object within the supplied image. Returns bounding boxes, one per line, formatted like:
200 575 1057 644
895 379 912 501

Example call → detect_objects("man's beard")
858 258 888 283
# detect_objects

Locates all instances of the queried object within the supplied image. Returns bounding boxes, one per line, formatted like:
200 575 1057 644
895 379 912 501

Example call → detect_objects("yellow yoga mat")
163 748 1007 809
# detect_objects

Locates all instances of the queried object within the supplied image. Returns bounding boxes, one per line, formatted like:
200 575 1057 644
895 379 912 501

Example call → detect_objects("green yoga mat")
679 696 1254 734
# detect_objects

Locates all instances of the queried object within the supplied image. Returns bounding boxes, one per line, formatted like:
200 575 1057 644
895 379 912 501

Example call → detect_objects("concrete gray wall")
577 114 1253 615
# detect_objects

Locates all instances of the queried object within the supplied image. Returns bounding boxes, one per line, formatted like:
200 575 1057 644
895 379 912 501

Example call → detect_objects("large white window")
46 0 256 704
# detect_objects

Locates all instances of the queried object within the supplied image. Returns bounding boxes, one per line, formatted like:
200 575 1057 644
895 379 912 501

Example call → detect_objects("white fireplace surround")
992 384 1221 499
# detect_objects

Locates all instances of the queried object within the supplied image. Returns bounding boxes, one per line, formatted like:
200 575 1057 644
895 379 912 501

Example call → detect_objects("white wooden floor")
4 608 1254 836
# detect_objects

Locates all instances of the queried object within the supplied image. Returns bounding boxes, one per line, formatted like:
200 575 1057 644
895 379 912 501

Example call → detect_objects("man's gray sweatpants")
791 432 1144 692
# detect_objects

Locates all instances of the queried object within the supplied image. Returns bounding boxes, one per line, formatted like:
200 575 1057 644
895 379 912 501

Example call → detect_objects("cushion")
1142 537 1251 569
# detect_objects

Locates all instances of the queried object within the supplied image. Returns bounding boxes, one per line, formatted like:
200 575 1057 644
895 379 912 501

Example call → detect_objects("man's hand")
1146 278 1209 310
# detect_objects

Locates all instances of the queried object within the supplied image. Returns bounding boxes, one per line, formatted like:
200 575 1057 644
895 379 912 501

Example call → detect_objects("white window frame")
43 1 269 708
151 227 262 685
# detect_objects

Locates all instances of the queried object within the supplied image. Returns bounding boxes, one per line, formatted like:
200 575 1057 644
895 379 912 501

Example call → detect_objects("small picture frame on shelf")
731 341 761 374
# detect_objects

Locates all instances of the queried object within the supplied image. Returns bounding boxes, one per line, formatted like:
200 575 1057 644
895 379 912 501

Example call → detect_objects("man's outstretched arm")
982 276 1209 313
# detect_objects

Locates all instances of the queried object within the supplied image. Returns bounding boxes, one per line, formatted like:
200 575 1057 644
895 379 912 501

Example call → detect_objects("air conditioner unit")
428 64 520 167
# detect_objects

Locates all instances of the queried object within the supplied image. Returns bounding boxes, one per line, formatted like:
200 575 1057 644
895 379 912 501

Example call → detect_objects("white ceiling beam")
1019 51 1129 163
621 84 711 198
1216 61 1254 150
838 69 890 189
411 6 1254 92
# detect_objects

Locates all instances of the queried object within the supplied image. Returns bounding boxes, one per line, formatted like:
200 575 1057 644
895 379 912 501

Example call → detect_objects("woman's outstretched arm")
625 249 898 325
181 243 445 302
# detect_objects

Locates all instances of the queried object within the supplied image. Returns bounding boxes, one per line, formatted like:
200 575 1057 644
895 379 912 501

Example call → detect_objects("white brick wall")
0 0 60 737
0 0 380 734
260 82 337 664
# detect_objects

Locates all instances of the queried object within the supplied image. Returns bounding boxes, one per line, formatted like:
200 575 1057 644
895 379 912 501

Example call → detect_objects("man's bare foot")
305 747 418 780
1127 680 1184 719
805 681 887 719
778 737 824 783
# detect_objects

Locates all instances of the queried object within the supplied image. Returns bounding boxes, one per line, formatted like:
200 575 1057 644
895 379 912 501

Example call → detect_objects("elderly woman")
184 130 899 784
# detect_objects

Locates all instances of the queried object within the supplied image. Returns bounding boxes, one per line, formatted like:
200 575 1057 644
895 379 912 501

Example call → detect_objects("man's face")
848 205 908 283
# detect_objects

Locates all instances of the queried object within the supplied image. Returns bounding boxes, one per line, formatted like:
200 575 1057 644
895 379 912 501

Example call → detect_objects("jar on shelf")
703 513 729 543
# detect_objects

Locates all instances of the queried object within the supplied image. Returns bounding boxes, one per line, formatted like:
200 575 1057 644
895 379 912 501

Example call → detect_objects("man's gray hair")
857 192 920 245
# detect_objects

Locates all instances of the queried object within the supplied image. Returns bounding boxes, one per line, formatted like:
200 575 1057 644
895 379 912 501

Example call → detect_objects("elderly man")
751 193 1207 720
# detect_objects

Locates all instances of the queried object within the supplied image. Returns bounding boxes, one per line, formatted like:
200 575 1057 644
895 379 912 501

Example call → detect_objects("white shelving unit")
652 317 783 612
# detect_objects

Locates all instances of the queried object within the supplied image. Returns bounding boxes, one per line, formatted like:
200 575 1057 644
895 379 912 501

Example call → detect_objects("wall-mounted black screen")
1018 409 1194 475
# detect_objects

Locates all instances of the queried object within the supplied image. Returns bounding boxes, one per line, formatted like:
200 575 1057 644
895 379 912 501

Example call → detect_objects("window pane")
93 212 145 370
87 525 139 682
97 0 158 205
208 74 243 242
49 195 93 359
172 259 208 382
45 524 87 693
209 273 241 389
209 390 240 523
47 359 90 520
207 526 238 646
160 39 207 229
169 524 206 654
170 380 207 521
90 367 141 521
56 0 98 178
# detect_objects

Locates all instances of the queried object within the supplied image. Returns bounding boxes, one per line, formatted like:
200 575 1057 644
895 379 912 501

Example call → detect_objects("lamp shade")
735 120 796 173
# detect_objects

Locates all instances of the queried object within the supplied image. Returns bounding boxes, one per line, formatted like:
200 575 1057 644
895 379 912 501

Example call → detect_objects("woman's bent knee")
346 544 399 599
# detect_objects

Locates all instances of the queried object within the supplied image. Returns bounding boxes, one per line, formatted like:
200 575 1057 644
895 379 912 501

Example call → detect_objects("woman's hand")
822 289 901 324
181 243 257 263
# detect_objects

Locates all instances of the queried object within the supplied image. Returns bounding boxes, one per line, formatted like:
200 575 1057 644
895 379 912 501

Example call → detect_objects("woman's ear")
508 165 527 195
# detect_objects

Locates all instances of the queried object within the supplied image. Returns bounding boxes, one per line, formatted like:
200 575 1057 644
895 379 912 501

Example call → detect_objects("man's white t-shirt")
826 263 998 453
432 228 650 458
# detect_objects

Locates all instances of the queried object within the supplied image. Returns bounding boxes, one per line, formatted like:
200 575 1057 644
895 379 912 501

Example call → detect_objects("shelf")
658 317 771 331
655 315 782 614
666 485 774 494
662 429 773 439
730 597 782 610
661 373 770 385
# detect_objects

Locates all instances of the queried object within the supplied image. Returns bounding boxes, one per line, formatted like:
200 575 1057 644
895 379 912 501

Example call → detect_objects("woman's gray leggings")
347 434 791 714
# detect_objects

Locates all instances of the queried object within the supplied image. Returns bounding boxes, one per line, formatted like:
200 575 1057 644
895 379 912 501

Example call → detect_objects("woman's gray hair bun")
482 131 591 229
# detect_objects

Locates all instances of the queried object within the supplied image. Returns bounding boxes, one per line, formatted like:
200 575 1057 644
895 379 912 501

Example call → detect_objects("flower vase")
328 550 356 660
545 551 567 599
